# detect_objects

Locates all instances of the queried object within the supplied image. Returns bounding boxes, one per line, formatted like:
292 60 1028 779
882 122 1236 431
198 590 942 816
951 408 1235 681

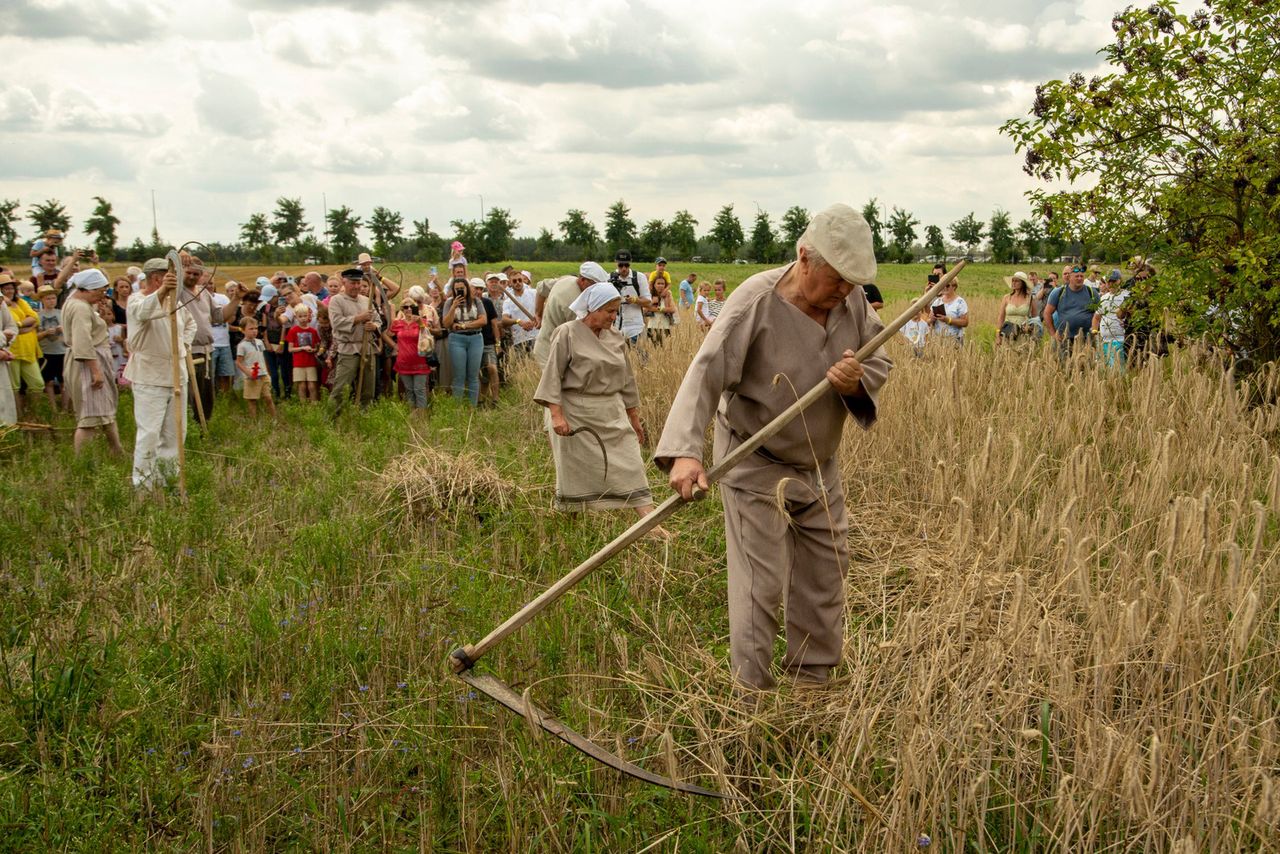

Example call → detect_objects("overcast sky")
1 0 1120 248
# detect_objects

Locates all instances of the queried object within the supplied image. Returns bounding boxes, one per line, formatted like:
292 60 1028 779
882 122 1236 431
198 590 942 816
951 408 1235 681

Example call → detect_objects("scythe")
448 262 966 797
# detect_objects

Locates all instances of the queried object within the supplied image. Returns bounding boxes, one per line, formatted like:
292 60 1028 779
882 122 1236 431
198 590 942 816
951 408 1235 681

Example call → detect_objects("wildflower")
396 681 407 690
292 746 303 754
183 547 195 557
242 757 254 769
917 834 931 848
358 684 369 693
145 747 156 756
281 691 292 701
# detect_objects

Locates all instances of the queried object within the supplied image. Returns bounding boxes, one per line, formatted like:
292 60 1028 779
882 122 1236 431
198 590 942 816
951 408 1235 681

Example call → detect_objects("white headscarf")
69 268 109 290
569 282 622 318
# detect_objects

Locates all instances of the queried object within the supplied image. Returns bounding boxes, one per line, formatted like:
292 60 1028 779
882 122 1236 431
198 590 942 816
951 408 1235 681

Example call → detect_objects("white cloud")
0 0 1124 245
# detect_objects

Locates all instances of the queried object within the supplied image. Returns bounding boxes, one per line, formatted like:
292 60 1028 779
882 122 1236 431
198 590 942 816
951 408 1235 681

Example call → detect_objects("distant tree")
83 196 120 258
949 212 985 257
409 218 444 260
558 209 599 256
603 200 637 256
240 213 271 247
271 197 309 246
296 235 329 265
988 209 1016 262
924 224 946 260
708 204 744 261
1017 217 1045 260
534 227 558 260
1043 226 1069 264
482 208 519 260
125 237 148 262
779 206 810 257
368 206 405 256
748 209 777 263
0 199 20 253
887 206 920 263
638 219 666 261
667 209 699 260
326 206 362 260
27 199 71 237
861 199 887 262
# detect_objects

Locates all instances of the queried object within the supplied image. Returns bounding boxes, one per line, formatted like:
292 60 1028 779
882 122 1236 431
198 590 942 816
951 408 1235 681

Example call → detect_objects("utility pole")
479 195 485 221
150 189 158 242
322 192 328 246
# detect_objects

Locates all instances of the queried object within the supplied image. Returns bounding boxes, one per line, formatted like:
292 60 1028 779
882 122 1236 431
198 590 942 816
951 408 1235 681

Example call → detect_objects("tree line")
1 195 1093 267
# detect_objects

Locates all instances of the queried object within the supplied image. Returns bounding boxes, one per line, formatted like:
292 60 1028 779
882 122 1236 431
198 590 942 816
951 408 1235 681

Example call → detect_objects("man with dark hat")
608 251 653 345
327 267 381 415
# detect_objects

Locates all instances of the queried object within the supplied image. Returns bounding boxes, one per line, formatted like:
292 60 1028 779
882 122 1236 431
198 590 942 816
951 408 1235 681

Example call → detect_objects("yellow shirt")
648 270 672 288
7 299 41 361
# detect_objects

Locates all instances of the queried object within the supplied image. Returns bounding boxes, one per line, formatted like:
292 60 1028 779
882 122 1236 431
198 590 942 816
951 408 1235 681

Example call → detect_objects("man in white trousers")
125 258 196 490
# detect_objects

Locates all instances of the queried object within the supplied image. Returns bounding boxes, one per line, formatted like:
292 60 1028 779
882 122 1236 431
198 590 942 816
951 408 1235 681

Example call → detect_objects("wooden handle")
452 263 965 669
166 250 187 498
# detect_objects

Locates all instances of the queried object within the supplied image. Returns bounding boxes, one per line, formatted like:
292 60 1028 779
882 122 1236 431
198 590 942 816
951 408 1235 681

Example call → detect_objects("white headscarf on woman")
569 282 623 319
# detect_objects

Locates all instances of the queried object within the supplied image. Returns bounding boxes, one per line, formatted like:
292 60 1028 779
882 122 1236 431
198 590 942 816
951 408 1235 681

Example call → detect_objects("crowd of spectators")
904 259 1156 368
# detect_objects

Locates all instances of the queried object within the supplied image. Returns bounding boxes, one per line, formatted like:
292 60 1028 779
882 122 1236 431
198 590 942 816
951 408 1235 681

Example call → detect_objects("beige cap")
801 204 876 285
36 285 57 297
142 258 169 274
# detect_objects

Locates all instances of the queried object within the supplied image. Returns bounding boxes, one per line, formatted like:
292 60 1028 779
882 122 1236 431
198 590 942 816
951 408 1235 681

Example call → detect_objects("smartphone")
927 274 940 284
430 266 438 275
931 303 946 317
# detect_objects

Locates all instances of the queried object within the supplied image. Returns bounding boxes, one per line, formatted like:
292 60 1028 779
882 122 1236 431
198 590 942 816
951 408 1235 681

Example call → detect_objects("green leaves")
1002 0 1280 358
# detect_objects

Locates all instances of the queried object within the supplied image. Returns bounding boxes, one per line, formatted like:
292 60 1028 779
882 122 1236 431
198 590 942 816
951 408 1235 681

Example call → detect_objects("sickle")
565 424 608 486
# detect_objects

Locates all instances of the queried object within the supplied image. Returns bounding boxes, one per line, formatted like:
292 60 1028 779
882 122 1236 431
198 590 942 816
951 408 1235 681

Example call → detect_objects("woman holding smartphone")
928 265 968 345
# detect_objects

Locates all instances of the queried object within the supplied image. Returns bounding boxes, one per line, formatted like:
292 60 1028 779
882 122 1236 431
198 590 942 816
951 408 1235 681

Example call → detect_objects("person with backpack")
608 251 653 345
1044 264 1099 356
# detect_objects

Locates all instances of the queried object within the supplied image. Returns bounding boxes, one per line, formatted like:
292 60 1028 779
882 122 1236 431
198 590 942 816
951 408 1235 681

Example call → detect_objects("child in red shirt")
285 304 321 402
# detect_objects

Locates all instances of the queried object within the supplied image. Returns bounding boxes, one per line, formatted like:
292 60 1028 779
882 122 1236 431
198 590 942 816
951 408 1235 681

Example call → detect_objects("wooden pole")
450 261 966 671
186 352 207 435
165 251 186 498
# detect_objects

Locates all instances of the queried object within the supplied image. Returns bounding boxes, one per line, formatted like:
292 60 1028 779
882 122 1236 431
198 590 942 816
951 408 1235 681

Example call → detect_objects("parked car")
691 255 703 263
733 259 749 265
304 256 320 265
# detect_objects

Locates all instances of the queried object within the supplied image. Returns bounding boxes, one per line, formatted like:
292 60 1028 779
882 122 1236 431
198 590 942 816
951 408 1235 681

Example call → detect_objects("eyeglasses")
617 263 630 268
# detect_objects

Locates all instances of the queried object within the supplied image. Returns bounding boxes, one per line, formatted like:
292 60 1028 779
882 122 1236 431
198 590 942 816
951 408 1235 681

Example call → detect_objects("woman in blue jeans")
442 277 486 405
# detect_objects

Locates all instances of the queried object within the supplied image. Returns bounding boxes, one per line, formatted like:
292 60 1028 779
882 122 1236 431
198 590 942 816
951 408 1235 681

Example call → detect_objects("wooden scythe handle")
449 262 966 672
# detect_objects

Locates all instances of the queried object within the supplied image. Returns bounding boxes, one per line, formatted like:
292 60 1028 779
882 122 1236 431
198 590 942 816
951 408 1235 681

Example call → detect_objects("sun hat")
36 285 56 297
520 270 532 280
44 229 64 239
356 252 374 265
450 241 464 253
570 282 624 317
70 269 109 290
801 203 876 285
578 261 609 284
1004 271 1030 288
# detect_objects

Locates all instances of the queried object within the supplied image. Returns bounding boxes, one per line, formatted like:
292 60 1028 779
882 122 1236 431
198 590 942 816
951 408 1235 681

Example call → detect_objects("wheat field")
2 285 1278 851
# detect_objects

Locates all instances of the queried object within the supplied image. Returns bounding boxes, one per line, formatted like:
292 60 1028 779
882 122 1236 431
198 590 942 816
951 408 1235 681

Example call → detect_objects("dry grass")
378 441 516 525
564 321 1280 851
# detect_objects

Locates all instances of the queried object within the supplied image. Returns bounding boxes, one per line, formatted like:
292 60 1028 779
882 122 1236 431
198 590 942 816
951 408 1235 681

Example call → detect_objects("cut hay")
377 442 514 523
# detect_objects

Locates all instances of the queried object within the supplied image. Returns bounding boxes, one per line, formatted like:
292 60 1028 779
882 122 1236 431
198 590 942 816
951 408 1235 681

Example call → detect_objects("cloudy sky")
1 0 1120 249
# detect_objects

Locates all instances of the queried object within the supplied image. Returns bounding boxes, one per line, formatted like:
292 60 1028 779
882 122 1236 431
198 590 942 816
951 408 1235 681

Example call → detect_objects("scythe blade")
458 670 730 799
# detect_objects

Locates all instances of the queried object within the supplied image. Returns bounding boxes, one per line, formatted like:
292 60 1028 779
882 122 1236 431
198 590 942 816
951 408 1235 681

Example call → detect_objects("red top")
284 325 319 368
391 318 429 375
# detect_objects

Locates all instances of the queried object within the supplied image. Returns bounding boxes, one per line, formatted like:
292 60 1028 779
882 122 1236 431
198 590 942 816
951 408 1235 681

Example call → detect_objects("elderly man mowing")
655 203 892 692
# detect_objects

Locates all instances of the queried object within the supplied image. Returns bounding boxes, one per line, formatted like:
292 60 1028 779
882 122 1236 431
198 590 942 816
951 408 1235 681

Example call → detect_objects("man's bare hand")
827 349 865 396
668 457 709 501
160 271 178 295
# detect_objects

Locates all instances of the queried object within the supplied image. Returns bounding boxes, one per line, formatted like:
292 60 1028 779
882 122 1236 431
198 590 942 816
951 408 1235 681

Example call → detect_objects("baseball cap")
615 250 632 264
655 257 667 265
259 284 279 303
